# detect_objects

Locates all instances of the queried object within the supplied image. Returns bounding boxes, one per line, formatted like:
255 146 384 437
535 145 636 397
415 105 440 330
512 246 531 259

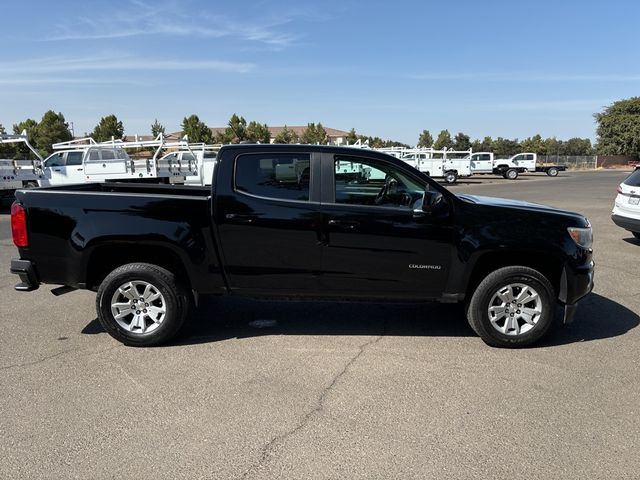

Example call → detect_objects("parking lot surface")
1 170 638 479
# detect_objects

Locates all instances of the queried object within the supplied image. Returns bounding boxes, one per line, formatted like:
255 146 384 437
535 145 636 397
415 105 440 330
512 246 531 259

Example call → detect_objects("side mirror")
414 191 446 218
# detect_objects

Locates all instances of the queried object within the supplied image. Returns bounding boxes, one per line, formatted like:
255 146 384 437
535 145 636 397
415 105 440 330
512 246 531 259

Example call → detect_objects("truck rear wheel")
444 171 458 184
546 167 559 177
96 263 190 347
466 266 555 348
505 169 518 180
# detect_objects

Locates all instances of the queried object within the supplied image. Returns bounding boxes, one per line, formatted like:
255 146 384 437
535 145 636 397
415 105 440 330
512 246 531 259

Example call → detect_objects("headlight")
568 227 593 249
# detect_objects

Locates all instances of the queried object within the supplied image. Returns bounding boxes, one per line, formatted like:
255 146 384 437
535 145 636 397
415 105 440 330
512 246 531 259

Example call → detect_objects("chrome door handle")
328 219 359 229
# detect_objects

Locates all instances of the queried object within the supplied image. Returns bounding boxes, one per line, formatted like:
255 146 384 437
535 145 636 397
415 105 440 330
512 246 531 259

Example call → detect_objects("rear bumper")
10 259 39 291
560 260 594 324
612 214 640 233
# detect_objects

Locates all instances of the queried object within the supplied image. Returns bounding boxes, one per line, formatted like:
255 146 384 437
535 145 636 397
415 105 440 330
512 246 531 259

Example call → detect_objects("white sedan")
612 167 640 239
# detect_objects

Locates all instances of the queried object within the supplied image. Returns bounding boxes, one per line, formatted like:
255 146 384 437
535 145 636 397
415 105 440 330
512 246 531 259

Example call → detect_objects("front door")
215 150 322 293
319 153 453 298
41 151 85 186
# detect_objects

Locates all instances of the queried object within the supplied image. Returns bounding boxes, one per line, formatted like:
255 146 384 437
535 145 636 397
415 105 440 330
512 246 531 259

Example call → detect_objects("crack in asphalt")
237 325 386 480
0 343 121 371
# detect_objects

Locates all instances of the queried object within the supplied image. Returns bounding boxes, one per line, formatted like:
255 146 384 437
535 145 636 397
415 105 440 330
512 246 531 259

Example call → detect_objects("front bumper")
10 259 39 291
612 214 640 233
559 260 594 324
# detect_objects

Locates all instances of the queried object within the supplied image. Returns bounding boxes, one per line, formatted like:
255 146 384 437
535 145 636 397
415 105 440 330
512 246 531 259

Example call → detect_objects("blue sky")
1 0 639 144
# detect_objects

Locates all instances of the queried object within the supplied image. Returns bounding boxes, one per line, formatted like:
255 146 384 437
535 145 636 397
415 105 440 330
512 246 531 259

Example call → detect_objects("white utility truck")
160 144 220 187
377 147 472 184
0 132 44 198
468 152 566 180
39 135 198 186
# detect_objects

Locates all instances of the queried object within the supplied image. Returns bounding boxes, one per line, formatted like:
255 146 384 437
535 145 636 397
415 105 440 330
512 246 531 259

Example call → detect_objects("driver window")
45 153 65 167
333 155 425 208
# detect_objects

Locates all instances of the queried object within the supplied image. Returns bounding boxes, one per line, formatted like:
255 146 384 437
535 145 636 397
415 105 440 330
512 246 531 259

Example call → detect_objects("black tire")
505 168 518 180
444 171 458 184
466 266 555 348
633 232 640 240
96 263 190 347
546 167 559 177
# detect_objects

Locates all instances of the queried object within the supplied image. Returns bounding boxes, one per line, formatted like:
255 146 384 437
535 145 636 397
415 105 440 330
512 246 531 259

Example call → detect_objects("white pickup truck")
39 136 198 186
159 145 219 187
468 152 566 180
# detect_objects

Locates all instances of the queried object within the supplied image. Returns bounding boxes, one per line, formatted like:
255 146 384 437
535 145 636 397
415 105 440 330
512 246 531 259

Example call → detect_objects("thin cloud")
45 0 302 47
405 72 640 82
1 55 254 75
485 99 611 112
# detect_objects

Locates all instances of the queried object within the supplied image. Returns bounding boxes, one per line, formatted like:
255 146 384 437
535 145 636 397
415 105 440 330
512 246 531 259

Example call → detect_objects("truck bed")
33 181 212 197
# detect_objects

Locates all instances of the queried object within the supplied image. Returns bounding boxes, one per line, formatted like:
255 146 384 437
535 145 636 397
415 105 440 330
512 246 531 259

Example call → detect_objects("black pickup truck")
10 144 594 348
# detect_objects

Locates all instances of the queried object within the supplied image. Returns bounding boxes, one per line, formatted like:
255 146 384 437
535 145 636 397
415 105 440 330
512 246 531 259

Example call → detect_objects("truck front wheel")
96 263 190 346
466 266 555 348
505 169 518 180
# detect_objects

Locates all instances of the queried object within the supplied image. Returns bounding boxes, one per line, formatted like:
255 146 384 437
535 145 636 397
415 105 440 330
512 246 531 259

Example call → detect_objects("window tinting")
624 169 640 187
89 150 100 160
66 151 83 166
182 153 196 162
235 153 311 201
46 153 64 167
101 150 115 160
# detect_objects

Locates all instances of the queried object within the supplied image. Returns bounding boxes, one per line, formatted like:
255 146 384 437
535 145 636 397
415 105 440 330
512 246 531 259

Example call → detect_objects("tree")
300 122 328 144
150 119 165 137
520 134 545 155
491 137 520 156
246 121 271 143
417 129 433 148
595 97 640 156
182 114 212 144
273 126 299 144
346 128 358 144
34 110 72 156
0 123 13 158
471 136 493 152
12 118 38 159
433 129 452 150
222 114 248 143
91 114 124 142
453 132 471 151
563 138 594 156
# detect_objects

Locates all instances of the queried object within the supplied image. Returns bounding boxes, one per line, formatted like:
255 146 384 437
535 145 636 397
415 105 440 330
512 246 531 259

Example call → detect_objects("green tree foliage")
0 123 13 158
346 128 358 144
470 136 493 152
433 129 452 150
150 119 165 137
34 110 72 156
91 114 124 142
491 137 521 156
595 97 640 156
520 134 545 154
246 121 271 143
12 118 38 159
300 122 328 144
562 138 594 156
222 114 248 143
273 126 299 144
417 129 433 148
453 132 471 151
182 114 212 144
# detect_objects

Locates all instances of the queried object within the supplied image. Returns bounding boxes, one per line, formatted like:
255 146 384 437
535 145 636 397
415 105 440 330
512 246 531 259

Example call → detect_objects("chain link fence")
538 155 597 170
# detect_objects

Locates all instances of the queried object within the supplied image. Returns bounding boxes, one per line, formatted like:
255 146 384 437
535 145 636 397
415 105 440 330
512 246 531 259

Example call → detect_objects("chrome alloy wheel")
487 283 542 336
110 281 167 334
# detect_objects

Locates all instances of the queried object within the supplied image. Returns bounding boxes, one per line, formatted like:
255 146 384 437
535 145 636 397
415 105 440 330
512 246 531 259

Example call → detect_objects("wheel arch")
85 242 192 291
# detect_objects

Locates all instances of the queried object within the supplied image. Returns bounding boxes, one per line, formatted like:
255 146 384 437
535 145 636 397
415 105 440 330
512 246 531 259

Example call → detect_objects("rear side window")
101 150 115 160
235 153 311 201
624 169 640 187
66 151 83 166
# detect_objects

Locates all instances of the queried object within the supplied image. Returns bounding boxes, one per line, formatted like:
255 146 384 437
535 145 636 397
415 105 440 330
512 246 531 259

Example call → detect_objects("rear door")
319 152 454 298
214 149 322 292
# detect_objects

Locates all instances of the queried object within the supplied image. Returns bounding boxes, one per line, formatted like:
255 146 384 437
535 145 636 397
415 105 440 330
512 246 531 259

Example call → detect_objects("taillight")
11 202 28 248
617 185 623 194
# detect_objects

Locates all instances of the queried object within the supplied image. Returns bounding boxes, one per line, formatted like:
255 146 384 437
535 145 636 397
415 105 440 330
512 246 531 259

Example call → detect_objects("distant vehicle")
159 145 219 187
39 135 198 186
0 133 43 197
378 147 472 183
612 167 640 239
10 144 594 348
469 152 567 180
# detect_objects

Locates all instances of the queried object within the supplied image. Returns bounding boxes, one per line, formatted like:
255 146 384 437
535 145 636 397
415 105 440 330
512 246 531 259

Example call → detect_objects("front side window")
45 153 64 167
235 153 311 201
334 155 425 208
66 151 83 166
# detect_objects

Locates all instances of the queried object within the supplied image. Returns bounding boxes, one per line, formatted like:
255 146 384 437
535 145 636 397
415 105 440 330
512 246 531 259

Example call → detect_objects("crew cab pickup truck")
10 145 594 348
469 152 567 180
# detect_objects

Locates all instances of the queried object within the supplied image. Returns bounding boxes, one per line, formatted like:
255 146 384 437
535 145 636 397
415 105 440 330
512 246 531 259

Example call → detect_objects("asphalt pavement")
1 170 638 479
